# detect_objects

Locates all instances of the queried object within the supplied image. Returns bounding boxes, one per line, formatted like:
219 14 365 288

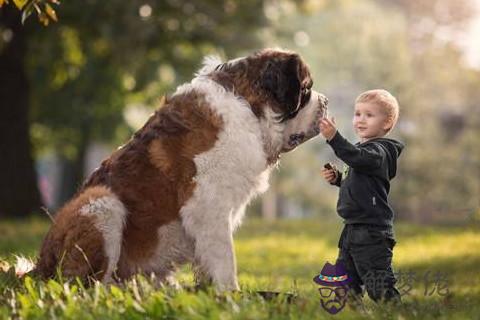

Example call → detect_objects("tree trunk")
0 6 42 218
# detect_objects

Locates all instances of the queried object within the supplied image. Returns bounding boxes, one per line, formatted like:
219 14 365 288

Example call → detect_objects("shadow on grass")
238 253 480 296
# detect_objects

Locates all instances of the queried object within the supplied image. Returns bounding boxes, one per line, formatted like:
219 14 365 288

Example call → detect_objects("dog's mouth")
282 94 328 152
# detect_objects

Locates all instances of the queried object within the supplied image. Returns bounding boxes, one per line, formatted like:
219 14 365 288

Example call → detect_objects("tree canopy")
0 0 58 25
1 0 478 222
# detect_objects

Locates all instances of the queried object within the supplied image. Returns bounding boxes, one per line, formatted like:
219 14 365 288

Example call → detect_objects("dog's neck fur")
197 56 285 165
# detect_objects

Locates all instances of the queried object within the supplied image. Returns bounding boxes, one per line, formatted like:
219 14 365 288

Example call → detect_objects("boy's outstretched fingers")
319 119 329 130
324 117 336 128
319 117 337 141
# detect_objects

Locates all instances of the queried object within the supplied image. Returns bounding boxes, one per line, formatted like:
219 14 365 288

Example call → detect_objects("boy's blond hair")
355 89 399 135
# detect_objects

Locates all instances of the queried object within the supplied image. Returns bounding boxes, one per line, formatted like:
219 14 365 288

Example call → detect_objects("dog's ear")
260 55 302 115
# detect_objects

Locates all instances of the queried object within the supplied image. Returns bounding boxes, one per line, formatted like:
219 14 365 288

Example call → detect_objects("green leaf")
21 0 35 24
24 276 39 301
45 3 57 22
12 0 27 9
110 285 124 300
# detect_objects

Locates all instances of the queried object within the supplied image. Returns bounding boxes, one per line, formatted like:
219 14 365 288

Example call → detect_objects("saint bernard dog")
35 48 328 291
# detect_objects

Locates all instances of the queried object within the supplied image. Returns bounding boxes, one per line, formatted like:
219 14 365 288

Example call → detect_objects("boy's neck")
359 135 386 143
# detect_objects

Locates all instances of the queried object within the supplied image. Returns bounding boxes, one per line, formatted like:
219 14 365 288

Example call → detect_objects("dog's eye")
302 88 311 100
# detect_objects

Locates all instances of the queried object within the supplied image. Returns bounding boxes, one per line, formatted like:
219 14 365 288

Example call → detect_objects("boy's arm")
327 131 385 170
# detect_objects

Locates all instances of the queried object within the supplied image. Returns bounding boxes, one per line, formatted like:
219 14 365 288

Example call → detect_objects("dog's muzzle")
282 92 329 152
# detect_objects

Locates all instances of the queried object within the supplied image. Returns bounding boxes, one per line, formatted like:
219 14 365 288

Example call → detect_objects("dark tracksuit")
326 131 404 302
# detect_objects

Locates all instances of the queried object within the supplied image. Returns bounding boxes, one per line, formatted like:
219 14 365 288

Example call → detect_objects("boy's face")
352 102 392 142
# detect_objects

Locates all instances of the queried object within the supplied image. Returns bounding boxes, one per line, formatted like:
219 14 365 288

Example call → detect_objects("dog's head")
201 48 328 160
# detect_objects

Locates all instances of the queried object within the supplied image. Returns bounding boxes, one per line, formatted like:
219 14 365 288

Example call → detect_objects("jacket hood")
363 138 404 179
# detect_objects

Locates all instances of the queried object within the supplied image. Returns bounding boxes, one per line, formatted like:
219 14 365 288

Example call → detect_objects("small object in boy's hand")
323 163 338 184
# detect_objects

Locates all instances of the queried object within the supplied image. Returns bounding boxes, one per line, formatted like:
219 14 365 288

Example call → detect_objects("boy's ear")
383 116 394 132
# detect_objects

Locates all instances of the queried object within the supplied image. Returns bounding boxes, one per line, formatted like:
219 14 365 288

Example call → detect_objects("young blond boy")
319 89 404 303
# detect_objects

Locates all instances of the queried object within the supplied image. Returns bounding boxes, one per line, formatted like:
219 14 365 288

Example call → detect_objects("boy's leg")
335 225 363 299
348 225 401 303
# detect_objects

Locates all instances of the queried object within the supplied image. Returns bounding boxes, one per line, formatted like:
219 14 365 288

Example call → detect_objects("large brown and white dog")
35 48 328 291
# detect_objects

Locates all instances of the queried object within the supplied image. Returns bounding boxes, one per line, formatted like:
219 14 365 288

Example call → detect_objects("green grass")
1 217 479 319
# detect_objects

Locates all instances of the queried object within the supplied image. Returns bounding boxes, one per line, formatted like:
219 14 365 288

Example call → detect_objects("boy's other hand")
319 117 337 141
321 167 338 184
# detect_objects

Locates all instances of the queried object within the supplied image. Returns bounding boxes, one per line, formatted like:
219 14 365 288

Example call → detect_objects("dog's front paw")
214 278 240 292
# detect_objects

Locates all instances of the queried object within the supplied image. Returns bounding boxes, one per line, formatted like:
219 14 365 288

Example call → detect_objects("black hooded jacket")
327 131 404 226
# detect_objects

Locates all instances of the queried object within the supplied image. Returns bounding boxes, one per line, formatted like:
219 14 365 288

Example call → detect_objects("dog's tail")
0 209 58 281
0 251 58 281
0 255 36 283
14 255 36 277
1 236 58 281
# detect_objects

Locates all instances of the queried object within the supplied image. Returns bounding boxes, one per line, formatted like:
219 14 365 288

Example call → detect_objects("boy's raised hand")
319 116 337 141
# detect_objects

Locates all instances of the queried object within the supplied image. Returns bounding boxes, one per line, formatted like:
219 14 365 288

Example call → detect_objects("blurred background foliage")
0 0 479 224
260 0 480 224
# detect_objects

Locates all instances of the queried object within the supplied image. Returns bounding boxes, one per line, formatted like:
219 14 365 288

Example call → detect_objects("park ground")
1 217 479 319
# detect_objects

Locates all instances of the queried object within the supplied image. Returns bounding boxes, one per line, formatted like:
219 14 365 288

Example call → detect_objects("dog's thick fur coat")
36 49 328 291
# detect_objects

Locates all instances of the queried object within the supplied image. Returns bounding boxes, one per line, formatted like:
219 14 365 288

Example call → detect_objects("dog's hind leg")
78 193 128 283
59 219 110 283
